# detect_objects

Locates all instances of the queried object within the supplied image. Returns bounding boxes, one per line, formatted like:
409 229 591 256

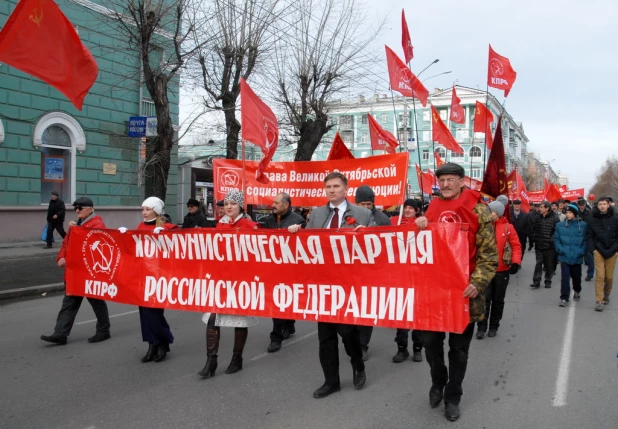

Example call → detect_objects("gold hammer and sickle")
29 0 44 27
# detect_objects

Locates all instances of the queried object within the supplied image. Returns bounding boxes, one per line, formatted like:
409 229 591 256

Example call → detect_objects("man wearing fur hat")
414 162 498 422
554 204 587 307
182 198 211 228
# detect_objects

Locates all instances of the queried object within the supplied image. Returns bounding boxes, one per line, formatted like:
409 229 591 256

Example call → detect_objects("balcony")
142 98 156 117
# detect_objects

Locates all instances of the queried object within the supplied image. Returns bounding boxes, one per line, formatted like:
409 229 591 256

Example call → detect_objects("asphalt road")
1 253 617 429
0 246 63 292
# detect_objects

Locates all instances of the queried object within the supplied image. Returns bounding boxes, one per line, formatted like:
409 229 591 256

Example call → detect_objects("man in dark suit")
44 191 67 249
510 199 531 261
288 172 375 399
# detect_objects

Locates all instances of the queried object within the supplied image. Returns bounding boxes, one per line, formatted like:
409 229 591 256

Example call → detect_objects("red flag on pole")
544 178 562 202
480 117 507 198
240 78 279 184
473 101 494 132
434 151 446 167
508 169 531 212
488 45 517 97
327 132 355 160
368 113 399 153
401 10 414 64
385 46 429 106
431 106 463 154
0 0 98 110
415 165 433 194
449 86 465 124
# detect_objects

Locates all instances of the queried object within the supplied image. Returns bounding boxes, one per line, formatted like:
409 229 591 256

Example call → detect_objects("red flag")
480 116 507 198
0 0 98 110
385 46 429 106
507 169 531 212
240 78 279 184
368 113 399 152
401 10 414 63
473 101 494 133
431 106 463 154
415 165 433 194
485 122 494 150
449 86 465 124
434 151 445 167
488 45 517 97
327 132 354 160
465 176 483 191
544 178 562 202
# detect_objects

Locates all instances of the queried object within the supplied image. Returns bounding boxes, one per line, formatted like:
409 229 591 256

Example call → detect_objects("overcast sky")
180 0 618 192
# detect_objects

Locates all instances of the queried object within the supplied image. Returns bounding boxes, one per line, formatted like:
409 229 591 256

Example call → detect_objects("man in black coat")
577 197 594 280
586 198 618 311
182 199 213 228
44 191 67 249
531 201 560 288
263 192 306 353
510 199 531 259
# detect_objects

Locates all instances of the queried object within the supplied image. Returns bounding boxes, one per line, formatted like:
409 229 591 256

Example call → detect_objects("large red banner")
561 188 584 200
213 153 409 207
65 224 471 333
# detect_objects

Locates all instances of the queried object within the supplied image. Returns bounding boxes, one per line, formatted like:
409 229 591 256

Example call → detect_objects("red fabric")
449 86 465 124
64 224 472 332
488 45 517 97
465 176 483 191
57 215 106 262
561 189 584 200
368 113 399 152
485 123 493 150
434 151 445 167
401 10 414 63
494 217 522 272
240 78 278 184
0 0 98 110
481 118 507 198
137 222 178 231
544 178 562 202
507 169 531 212
391 215 414 226
327 132 354 160
385 45 429 106
473 101 494 133
216 216 258 230
425 189 481 275
415 165 433 194
431 106 463 154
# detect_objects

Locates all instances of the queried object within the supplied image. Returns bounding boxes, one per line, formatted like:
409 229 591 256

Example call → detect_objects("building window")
469 146 482 159
361 114 368 125
339 115 353 130
422 110 430 122
439 109 447 121
435 147 446 159
361 134 368 144
471 168 482 179
422 149 430 161
451 150 464 158
381 114 389 123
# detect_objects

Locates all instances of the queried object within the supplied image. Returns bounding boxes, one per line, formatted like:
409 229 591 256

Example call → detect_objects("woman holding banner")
121 197 177 363
198 190 259 378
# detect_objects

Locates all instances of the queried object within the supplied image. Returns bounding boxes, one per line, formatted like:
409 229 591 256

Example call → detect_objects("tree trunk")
294 116 328 161
146 76 173 201
223 99 240 159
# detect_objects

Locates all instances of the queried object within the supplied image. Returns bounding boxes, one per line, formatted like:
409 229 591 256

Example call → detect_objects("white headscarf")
142 197 164 215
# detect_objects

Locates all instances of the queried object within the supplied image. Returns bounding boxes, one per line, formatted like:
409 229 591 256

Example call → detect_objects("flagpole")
241 139 247 213
483 85 490 176
409 93 424 202
388 88 403 153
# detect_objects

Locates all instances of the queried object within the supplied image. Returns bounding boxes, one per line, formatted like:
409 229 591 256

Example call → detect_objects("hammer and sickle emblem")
29 0 44 27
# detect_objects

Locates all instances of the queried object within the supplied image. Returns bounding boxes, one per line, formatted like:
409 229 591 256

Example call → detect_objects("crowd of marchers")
39 164 617 423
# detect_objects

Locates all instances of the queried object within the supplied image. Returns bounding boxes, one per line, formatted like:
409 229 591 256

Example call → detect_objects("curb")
0 283 65 301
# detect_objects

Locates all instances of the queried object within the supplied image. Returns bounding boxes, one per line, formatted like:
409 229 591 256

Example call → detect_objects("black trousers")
394 329 424 351
53 294 110 338
533 248 556 286
421 323 475 405
560 262 582 301
317 322 364 386
477 271 510 332
139 307 174 346
270 318 296 343
46 221 66 245
358 326 373 351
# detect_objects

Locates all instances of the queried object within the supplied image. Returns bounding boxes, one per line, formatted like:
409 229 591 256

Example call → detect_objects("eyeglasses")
74 206 91 211
438 178 460 185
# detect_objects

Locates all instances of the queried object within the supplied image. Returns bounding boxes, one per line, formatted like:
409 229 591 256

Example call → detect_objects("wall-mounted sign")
103 163 117 175
128 116 157 137
43 155 65 182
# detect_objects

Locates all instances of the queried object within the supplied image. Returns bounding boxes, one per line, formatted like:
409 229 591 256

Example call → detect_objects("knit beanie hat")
488 201 505 217
496 195 509 206
565 204 579 217
224 189 244 207
355 185 375 203
142 197 165 215
404 199 419 210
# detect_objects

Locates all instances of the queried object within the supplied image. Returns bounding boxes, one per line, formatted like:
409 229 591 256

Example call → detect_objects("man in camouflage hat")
414 162 498 422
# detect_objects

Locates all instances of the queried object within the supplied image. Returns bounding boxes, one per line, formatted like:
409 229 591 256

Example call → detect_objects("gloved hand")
153 227 164 234
509 263 520 274
118 227 127 234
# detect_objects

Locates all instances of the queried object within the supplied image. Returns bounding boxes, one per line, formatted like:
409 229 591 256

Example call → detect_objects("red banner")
64 224 471 332
527 190 546 203
213 153 409 207
561 188 584 200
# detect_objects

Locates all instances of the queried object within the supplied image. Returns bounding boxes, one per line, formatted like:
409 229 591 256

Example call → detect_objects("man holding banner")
415 162 498 422
288 172 375 399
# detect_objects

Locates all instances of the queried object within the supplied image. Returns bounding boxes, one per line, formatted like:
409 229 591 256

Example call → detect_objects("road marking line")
553 302 576 407
250 330 318 361
75 310 138 325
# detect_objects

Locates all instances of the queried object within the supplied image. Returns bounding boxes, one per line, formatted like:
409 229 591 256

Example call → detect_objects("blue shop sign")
128 116 147 137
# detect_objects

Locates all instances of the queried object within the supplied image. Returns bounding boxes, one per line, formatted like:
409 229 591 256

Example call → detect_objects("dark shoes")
392 348 409 363
603 294 610 305
40 334 67 345
267 341 281 353
544 283 552 288
573 292 581 301
444 402 461 421
585 276 593 282
313 382 341 399
353 369 366 389
225 354 243 374
595 301 604 312
362 348 369 361
530 283 540 289
429 385 444 408
141 344 158 363
43 245 53 249
487 330 497 338
154 344 169 362
412 350 423 362
476 330 485 340
88 333 110 343
282 328 295 340
198 356 218 377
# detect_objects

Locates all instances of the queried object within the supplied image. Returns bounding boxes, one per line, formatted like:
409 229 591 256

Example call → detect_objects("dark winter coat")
532 212 559 250
371 207 391 226
510 209 531 248
261 209 306 230
577 206 592 223
554 218 587 265
586 206 618 259
182 211 212 228
47 198 66 223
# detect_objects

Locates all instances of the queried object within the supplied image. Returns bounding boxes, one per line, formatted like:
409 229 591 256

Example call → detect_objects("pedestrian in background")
577 197 594 281
530 201 559 289
44 191 66 249
510 199 531 260
41 197 110 345
554 204 587 307
182 198 211 228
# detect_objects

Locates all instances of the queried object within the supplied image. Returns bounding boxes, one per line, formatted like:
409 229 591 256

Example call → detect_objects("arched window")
434 147 446 159
469 146 482 159
33 112 86 204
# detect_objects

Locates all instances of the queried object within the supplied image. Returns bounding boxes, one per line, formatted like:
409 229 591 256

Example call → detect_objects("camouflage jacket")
469 203 499 323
